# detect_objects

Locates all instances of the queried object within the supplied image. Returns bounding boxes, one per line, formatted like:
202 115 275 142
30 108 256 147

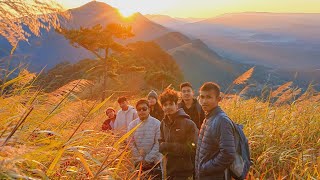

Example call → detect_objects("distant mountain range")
146 12 320 85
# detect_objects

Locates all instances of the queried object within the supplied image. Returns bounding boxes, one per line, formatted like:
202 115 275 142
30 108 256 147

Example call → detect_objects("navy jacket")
195 106 236 180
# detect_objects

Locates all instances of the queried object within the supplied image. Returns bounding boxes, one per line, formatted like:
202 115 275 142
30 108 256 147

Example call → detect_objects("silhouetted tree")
58 24 134 100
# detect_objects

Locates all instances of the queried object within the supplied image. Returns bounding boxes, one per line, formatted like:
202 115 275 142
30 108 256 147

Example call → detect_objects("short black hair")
117 96 127 103
180 82 193 90
199 82 221 97
159 88 179 105
136 99 150 108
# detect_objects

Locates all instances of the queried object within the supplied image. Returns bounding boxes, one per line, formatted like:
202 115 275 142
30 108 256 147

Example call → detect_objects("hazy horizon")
56 0 320 18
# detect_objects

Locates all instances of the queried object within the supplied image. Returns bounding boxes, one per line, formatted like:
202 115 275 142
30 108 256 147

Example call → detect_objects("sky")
56 0 320 18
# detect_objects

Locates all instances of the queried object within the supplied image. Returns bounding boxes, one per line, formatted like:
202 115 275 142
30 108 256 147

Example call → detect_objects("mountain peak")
72 1 116 14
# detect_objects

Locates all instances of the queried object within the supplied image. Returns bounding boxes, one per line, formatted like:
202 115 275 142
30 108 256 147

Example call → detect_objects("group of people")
102 82 237 180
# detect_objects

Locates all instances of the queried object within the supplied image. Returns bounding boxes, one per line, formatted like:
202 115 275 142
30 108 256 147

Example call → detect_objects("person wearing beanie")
102 107 116 131
147 90 164 121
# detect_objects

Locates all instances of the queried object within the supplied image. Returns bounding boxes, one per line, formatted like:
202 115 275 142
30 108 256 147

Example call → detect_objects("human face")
136 103 150 120
181 86 194 101
119 101 128 110
106 110 115 119
148 97 157 106
162 100 178 115
199 90 221 113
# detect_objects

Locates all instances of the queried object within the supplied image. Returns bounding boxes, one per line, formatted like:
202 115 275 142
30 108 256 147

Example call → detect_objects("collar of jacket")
179 98 197 109
139 115 151 123
163 108 190 126
205 106 222 119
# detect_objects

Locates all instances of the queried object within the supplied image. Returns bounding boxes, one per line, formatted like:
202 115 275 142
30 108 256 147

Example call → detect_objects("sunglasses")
137 107 148 112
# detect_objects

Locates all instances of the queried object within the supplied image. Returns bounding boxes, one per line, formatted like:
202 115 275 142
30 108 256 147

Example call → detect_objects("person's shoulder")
180 116 196 128
129 118 140 126
216 112 233 128
150 116 161 124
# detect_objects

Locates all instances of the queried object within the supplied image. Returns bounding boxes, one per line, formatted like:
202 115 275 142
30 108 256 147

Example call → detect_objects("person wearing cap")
102 107 116 131
114 96 138 132
147 90 164 121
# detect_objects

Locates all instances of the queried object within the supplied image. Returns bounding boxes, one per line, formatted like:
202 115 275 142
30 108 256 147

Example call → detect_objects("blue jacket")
195 106 236 180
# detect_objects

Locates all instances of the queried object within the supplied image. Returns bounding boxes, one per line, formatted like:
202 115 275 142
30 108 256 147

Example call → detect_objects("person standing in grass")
195 82 236 180
101 107 116 131
128 99 162 178
178 82 205 129
114 96 138 132
147 90 164 121
159 88 198 180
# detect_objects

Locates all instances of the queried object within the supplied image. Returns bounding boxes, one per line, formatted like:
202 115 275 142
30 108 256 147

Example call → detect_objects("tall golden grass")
0 68 319 179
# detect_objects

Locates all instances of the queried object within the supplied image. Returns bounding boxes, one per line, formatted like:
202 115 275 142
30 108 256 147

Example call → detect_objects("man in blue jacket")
195 82 236 180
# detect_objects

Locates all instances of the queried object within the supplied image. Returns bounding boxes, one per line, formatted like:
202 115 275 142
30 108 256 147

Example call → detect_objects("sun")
118 8 136 17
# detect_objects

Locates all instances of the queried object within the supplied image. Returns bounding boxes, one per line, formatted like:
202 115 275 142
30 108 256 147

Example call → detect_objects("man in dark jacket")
178 82 205 129
195 82 236 180
159 88 198 180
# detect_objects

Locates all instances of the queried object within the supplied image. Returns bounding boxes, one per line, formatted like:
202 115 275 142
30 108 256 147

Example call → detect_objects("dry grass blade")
46 147 65 176
275 88 301 105
75 150 94 178
238 84 254 97
94 142 131 178
51 79 93 97
1 106 34 147
113 122 142 149
271 81 293 98
64 103 96 144
233 67 254 85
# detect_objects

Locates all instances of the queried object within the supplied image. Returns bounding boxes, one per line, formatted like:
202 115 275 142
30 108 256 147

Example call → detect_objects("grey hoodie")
114 105 138 131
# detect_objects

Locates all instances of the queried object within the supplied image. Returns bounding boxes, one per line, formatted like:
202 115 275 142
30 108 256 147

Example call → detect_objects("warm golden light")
58 0 320 18
118 7 136 17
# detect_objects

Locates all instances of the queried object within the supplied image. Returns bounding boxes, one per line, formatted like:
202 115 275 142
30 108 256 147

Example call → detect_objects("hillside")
0 1 170 72
37 41 183 97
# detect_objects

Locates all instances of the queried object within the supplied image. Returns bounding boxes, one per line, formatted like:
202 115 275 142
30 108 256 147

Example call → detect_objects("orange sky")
57 0 320 18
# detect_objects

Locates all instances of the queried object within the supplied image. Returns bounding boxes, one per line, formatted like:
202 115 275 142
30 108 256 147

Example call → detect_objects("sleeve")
160 121 198 157
113 112 120 130
128 121 143 162
201 118 236 173
159 122 165 143
133 109 138 120
144 122 161 163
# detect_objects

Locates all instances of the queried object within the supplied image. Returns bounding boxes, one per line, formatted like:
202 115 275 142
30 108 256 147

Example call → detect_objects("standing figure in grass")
178 82 205 129
128 99 162 179
159 88 198 180
114 96 138 132
102 107 116 131
147 90 164 121
195 82 236 180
